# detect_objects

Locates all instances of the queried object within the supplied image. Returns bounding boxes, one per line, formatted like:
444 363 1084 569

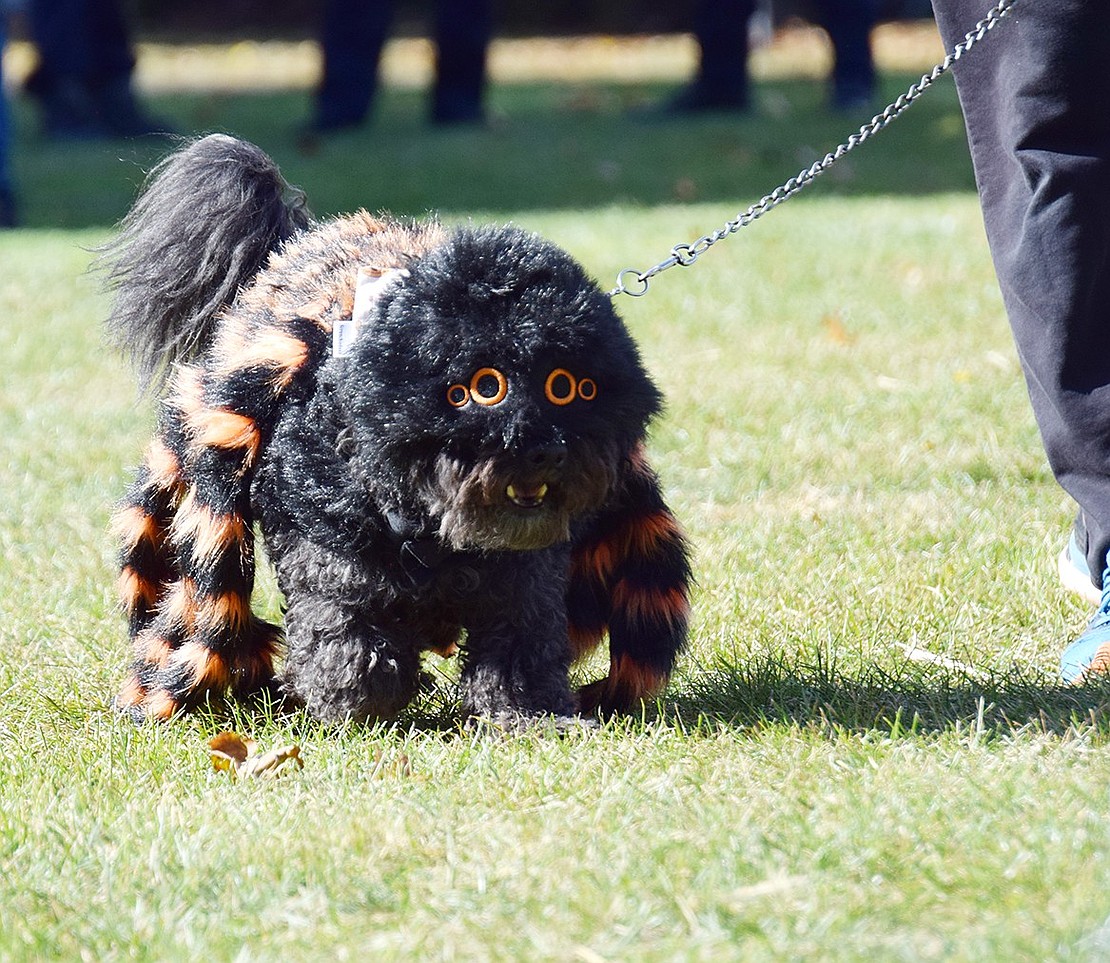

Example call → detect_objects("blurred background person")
307 0 492 133
662 0 880 114
24 0 170 139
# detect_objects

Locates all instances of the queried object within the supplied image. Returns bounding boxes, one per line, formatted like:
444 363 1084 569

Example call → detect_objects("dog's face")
338 227 662 552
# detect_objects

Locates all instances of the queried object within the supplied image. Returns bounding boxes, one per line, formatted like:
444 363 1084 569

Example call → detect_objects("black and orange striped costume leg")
112 315 318 721
569 446 692 714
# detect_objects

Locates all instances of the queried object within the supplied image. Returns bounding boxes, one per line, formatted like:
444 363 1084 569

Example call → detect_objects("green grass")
4 42 1110 961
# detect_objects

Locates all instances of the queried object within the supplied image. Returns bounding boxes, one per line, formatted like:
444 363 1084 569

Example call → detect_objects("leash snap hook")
671 244 697 267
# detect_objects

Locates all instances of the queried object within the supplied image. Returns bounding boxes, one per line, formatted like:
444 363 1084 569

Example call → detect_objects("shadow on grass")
662 655 1110 738
194 654 1110 743
10 72 976 229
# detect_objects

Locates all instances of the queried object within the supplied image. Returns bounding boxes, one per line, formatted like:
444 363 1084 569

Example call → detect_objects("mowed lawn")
3 26 1110 961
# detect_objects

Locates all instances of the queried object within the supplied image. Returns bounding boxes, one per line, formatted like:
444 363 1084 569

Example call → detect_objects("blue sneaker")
1060 534 1110 683
1061 607 1110 683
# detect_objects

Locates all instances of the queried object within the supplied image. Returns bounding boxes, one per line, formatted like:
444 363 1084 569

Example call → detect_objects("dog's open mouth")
506 482 549 508
431 444 619 551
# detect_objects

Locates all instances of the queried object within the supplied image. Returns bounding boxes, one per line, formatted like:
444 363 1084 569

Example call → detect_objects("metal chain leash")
610 0 1017 298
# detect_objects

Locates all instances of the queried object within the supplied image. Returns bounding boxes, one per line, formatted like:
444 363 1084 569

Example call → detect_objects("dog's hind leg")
569 445 692 715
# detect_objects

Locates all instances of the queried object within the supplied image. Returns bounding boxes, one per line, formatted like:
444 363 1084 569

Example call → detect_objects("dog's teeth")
507 483 548 507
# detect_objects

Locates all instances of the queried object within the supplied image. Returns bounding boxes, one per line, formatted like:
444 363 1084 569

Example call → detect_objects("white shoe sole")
1058 544 1102 606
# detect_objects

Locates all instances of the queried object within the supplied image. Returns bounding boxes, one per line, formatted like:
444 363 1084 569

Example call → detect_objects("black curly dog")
103 135 691 726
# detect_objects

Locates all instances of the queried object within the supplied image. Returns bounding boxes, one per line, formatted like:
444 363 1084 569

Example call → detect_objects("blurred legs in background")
661 0 878 115
310 0 492 132
25 0 170 139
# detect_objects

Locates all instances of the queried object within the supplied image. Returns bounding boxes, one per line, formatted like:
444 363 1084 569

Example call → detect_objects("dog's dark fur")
103 134 691 726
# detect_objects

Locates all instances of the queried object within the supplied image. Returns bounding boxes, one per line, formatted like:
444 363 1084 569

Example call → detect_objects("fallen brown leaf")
209 731 303 779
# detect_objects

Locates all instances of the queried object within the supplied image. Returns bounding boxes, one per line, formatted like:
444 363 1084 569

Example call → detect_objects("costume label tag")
333 267 408 358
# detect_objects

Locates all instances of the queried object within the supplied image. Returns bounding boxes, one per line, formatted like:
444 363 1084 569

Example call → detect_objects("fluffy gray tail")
99 134 313 393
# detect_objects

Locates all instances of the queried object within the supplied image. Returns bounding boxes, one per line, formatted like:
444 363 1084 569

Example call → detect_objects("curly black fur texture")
105 134 692 726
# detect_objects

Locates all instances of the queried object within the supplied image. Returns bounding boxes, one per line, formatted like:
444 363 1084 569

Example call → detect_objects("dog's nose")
523 443 567 473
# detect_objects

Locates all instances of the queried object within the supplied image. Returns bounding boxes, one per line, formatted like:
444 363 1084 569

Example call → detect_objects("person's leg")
817 0 878 110
27 0 105 137
28 0 90 84
431 0 490 124
85 0 171 137
28 0 164 138
644 0 754 115
84 0 135 85
931 0 1110 676
689 0 756 110
313 0 394 130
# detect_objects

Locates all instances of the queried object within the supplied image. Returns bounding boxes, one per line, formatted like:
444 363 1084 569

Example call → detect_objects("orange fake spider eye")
470 367 508 406
545 368 577 406
577 377 597 401
446 383 470 408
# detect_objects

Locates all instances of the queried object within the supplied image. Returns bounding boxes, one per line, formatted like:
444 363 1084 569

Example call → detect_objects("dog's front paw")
280 621 422 724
